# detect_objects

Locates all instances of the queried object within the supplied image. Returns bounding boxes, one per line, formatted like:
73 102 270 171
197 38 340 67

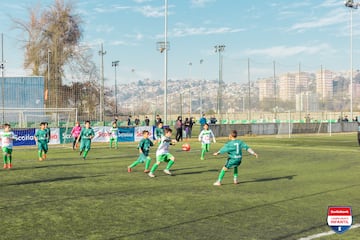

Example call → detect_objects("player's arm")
247 148 258 158
211 130 216 143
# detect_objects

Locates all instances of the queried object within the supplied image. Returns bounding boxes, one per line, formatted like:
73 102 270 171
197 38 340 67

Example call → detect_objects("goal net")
2 108 78 128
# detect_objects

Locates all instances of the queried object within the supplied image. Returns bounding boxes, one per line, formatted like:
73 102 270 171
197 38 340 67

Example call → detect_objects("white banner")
134 126 154 142
49 128 60 145
92 126 111 143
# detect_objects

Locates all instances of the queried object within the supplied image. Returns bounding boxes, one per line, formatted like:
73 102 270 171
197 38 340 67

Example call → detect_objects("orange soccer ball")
182 143 191 151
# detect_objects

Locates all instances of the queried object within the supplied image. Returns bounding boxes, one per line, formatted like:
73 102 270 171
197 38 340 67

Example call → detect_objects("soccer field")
1 133 359 240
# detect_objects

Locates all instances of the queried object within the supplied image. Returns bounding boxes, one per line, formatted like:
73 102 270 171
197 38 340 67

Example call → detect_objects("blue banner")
118 127 134 142
14 128 36 146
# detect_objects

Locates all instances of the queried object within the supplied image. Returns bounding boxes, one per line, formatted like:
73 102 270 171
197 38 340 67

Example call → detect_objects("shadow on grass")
173 169 219 176
7 174 105 186
240 175 296 184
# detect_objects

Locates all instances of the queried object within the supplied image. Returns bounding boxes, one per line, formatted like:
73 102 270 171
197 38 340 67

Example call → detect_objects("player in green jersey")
213 130 258 186
77 120 95 160
127 130 154 173
34 122 49 161
198 123 216 160
1 123 17 169
148 128 176 177
109 121 119 149
154 121 164 144
44 122 51 143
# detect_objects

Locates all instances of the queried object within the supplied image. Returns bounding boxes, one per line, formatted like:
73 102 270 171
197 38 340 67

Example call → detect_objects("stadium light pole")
112 60 119 116
47 49 51 108
1 33 4 123
214 45 225 115
98 43 106 122
188 62 192 116
345 0 359 121
199 59 204 115
155 0 169 125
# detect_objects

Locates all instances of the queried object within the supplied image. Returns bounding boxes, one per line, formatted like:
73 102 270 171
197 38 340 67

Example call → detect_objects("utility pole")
98 43 106 122
112 60 119 115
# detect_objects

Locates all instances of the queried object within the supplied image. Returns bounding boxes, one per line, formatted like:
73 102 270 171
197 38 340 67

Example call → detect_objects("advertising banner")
118 127 134 142
92 126 111 143
48 128 60 145
134 126 153 142
60 127 74 144
13 128 36 146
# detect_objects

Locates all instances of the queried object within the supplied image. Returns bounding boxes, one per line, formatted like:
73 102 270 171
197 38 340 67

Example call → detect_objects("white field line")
298 223 360 240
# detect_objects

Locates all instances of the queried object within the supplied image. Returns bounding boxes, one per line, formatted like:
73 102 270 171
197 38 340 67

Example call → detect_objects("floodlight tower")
98 43 106 122
214 44 225 114
344 0 359 121
112 60 119 115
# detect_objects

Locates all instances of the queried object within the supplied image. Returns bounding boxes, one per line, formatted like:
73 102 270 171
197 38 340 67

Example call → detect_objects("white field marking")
298 223 360 240
252 144 360 153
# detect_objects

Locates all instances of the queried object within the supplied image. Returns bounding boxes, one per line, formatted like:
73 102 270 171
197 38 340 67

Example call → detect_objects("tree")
12 0 94 109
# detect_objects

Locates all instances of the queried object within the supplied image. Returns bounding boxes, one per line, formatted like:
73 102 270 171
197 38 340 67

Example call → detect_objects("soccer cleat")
148 172 155 178
8 164 12 169
233 178 239 184
163 169 172 175
200 157 204 160
42 154 47 160
3 164 7 169
127 167 132 173
213 181 221 186
143 169 150 173
79 151 83 156
38 158 43 161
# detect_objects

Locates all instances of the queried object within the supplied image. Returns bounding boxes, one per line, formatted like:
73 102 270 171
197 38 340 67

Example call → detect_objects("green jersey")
155 127 164 140
35 129 48 143
138 138 154 156
80 127 95 141
219 139 250 162
45 127 51 142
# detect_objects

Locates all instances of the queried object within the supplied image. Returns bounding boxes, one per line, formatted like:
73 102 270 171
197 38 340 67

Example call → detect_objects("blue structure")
0 76 44 122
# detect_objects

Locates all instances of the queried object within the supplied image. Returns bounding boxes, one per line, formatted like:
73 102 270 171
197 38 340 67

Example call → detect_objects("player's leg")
149 156 163 177
83 141 91 159
109 137 113 148
214 161 231 186
128 154 143 172
200 144 206 160
2 148 7 168
38 143 44 161
144 156 151 173
163 154 175 175
233 167 238 184
7 149 12 168
42 144 48 160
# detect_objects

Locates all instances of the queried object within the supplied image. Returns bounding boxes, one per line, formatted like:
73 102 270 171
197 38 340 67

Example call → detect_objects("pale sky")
0 0 358 85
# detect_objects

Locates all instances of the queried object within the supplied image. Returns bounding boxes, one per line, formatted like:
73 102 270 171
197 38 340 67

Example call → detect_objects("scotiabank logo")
327 206 352 234
16 135 35 141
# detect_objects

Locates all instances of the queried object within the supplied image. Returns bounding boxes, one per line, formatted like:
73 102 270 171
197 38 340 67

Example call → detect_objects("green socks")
166 160 175 170
150 163 159 173
145 158 151 170
218 169 226 181
233 167 238 178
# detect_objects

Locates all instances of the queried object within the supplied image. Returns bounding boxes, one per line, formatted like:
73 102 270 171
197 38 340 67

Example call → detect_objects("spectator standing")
175 116 183 142
144 116 150 126
199 114 207 130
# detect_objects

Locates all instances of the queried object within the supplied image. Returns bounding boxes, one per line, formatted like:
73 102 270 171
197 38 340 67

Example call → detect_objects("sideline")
298 223 360 240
